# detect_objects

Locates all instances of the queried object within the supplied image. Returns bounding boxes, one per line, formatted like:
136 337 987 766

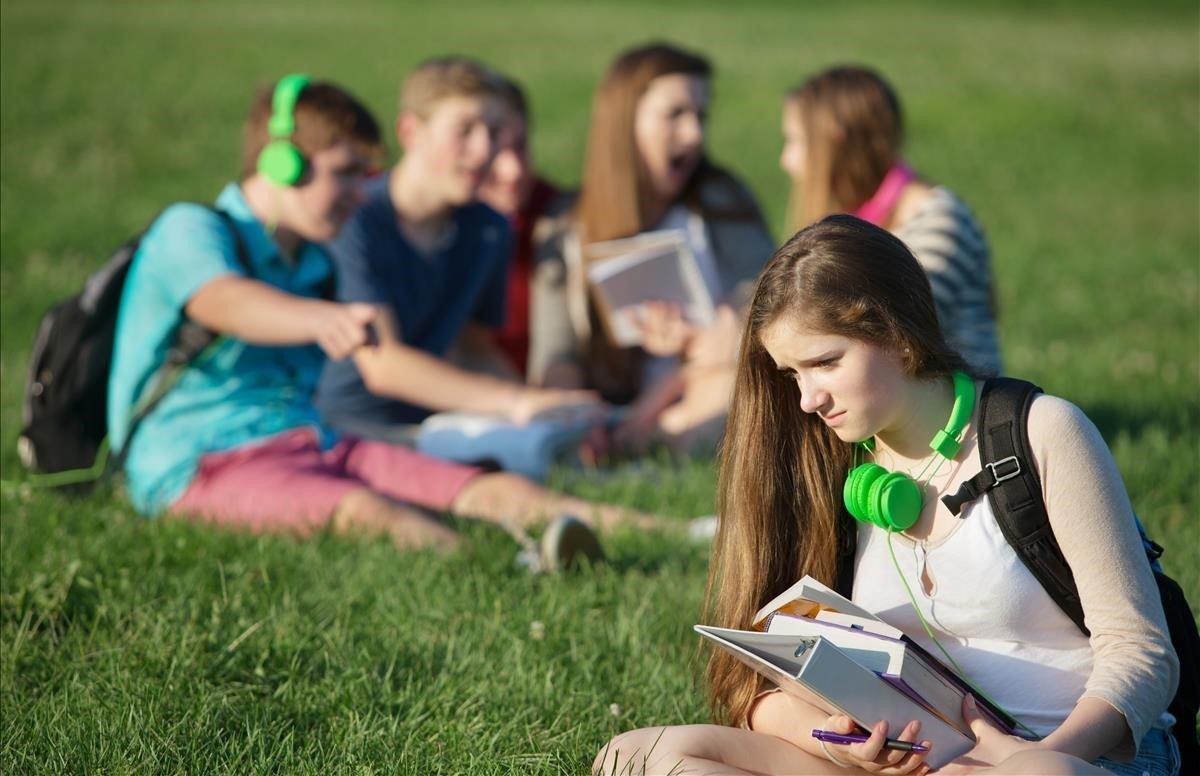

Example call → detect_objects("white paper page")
765 614 904 674
814 609 906 640
752 574 883 625
585 232 687 277
584 229 683 263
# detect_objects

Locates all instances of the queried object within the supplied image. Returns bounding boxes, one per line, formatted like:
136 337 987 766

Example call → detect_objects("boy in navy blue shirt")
316 57 593 438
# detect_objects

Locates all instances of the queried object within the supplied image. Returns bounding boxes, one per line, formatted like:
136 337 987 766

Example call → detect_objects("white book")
766 613 970 732
584 229 715 347
695 626 975 769
748 575 1017 734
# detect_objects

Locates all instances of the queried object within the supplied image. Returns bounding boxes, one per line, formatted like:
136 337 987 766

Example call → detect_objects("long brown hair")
704 215 967 726
574 42 759 399
576 41 712 243
784 66 903 230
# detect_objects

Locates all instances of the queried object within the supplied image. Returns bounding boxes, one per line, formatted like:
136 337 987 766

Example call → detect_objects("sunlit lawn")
2 1 1197 771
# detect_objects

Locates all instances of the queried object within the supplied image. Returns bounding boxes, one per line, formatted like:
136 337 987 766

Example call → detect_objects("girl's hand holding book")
936 696 1043 774
636 301 694 356
817 714 932 775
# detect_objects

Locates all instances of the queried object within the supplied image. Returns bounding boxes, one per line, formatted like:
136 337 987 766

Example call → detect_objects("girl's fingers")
849 721 888 763
895 756 931 776
881 721 921 766
824 715 856 734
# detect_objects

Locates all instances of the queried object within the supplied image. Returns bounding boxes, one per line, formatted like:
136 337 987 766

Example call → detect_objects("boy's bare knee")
333 488 459 550
333 488 395 530
451 471 548 522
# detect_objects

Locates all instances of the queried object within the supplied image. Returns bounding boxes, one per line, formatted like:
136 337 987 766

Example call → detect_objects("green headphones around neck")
843 370 975 532
257 73 311 186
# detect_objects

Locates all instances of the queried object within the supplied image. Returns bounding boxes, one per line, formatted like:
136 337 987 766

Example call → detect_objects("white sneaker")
514 546 543 574
688 515 720 543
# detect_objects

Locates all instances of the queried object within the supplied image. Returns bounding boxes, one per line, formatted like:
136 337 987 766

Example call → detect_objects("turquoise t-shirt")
107 184 336 515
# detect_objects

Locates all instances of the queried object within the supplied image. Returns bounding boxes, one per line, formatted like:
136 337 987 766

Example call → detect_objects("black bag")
17 208 247 489
944 377 1199 767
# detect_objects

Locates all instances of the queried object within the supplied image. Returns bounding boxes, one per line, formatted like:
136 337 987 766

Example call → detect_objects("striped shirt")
895 187 1003 375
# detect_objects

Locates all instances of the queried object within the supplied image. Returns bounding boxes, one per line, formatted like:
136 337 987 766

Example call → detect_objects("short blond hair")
400 56 506 119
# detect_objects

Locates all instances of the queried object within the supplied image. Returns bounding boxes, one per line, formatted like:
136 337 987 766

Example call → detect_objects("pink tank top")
854 162 916 226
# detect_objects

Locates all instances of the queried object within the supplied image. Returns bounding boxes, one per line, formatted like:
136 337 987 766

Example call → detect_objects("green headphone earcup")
869 471 923 531
845 463 886 523
258 140 306 186
843 467 862 519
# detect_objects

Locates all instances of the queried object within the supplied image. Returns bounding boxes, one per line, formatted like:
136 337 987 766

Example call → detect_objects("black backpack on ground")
942 377 1199 768
17 208 248 490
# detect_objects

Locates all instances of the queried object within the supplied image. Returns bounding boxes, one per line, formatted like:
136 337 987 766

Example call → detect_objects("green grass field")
2 1 1197 772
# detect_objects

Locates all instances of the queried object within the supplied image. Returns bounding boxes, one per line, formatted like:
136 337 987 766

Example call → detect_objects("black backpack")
942 377 1199 767
17 208 248 490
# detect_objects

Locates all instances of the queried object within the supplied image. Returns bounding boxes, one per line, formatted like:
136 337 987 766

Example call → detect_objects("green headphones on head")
843 371 975 532
257 73 311 186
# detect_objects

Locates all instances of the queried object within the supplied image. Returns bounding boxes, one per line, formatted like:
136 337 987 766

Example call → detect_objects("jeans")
1093 728 1180 776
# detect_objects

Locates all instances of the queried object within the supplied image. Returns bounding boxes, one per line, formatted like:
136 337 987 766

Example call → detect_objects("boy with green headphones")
106 75 655 562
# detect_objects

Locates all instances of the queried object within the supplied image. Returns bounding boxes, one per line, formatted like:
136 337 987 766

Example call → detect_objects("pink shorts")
171 428 483 533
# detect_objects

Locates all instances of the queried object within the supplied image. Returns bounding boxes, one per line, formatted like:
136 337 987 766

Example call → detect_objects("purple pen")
811 728 931 753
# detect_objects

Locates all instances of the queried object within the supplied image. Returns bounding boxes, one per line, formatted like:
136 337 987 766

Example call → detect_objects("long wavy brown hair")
704 214 968 727
784 66 903 231
574 42 760 399
577 41 711 243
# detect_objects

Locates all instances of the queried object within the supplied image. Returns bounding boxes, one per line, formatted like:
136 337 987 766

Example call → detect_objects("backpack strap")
161 208 251 367
941 377 1089 635
834 509 859 600
18 208 254 489
121 208 251 447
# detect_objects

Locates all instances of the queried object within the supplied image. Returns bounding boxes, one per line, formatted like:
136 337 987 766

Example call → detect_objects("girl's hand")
938 696 1041 773
818 715 932 775
636 301 693 357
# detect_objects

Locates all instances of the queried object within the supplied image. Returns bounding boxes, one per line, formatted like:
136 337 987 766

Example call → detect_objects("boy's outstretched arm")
185 275 375 360
353 309 599 422
447 323 522 381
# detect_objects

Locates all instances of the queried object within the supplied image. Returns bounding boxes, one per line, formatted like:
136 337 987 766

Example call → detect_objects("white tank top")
852 496 1094 737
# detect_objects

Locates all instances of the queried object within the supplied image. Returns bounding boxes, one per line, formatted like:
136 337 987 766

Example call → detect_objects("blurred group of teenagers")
88 40 1190 776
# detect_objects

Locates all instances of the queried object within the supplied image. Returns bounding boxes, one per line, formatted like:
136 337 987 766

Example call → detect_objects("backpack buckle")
987 456 1022 485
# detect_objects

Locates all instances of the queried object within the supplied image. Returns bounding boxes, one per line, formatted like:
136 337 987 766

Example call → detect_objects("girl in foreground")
781 66 1003 377
530 42 775 456
596 216 1178 775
